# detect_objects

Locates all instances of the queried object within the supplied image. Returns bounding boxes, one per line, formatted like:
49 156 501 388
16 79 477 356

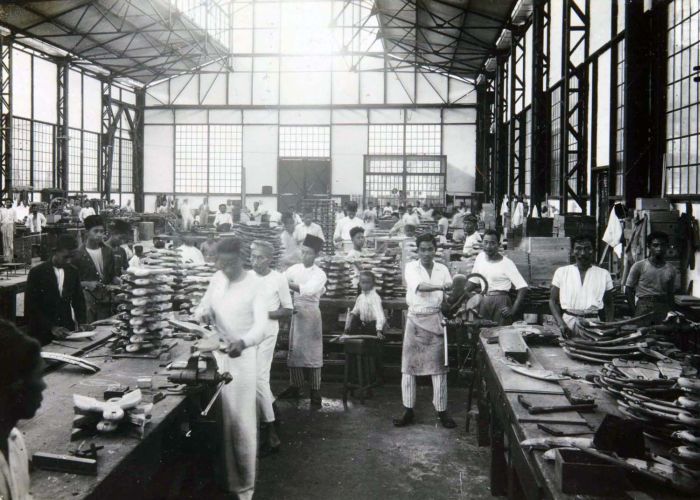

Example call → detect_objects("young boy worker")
625 231 677 324
394 233 456 429
250 240 293 454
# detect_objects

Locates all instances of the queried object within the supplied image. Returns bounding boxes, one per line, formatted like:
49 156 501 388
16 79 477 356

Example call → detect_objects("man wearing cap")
74 215 119 322
278 234 328 406
194 238 268 500
0 199 16 262
333 201 364 243
394 233 456 429
105 219 131 273
26 234 86 345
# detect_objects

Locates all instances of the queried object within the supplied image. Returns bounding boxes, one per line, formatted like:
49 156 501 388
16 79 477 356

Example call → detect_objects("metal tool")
517 395 597 415
167 352 232 417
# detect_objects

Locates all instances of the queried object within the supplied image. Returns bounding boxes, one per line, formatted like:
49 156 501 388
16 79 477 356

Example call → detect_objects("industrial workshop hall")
0 1 699 499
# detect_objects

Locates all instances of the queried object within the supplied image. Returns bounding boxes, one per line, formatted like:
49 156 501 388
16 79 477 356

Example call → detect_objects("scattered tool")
41 352 100 373
70 442 103 460
537 423 594 436
518 395 597 415
32 452 97 476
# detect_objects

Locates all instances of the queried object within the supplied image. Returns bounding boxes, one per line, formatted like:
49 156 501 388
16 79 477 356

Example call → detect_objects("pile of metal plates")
173 262 216 315
357 250 405 299
231 223 283 269
319 256 354 298
302 198 336 256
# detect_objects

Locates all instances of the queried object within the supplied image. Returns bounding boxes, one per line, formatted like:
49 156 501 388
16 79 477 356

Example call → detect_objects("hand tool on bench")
518 394 597 415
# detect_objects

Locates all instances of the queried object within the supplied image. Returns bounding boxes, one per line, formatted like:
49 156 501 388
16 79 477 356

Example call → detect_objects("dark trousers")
347 316 384 378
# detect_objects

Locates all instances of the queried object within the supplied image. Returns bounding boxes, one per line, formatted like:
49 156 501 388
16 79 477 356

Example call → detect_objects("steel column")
530 0 550 212
133 89 145 212
509 27 525 199
56 57 69 192
0 36 12 196
493 55 508 208
101 79 124 200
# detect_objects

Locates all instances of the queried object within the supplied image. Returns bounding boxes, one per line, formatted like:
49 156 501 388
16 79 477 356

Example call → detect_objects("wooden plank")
498 329 529 363
482 341 564 395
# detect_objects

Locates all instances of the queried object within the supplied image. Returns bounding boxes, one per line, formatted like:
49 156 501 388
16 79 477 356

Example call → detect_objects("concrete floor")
254 382 492 500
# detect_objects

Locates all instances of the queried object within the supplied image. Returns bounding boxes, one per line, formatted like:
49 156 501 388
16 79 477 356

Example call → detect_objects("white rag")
602 207 623 258
511 202 525 228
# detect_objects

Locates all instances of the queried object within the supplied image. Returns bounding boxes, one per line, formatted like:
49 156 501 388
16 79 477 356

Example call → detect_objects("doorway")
277 159 331 213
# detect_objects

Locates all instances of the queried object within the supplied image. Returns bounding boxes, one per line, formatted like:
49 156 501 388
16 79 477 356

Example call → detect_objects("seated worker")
382 202 393 217
26 234 86 345
549 234 614 338
200 234 218 262
403 223 417 238
178 236 205 265
214 204 233 232
462 215 482 257
74 215 119 323
402 205 421 228
625 231 677 324
435 210 449 239
466 229 528 325
388 213 405 237
0 320 47 500
294 210 325 244
128 245 145 268
105 219 131 273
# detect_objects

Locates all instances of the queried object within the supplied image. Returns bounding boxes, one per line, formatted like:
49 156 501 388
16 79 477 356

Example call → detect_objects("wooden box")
554 449 626 496
635 197 671 211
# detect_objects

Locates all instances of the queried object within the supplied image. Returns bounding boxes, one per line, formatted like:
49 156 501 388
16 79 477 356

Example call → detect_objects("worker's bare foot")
277 386 301 400
437 411 456 429
392 408 415 427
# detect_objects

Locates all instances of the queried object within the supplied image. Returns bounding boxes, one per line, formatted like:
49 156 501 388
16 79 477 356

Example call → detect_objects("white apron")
287 296 323 368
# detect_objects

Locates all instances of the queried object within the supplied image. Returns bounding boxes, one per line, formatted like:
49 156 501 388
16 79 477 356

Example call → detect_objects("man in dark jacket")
105 219 130 273
74 214 118 322
26 234 86 345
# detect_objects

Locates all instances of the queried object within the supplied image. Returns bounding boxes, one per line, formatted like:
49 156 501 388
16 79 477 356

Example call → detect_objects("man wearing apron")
278 235 327 407
194 237 268 500
394 233 456 429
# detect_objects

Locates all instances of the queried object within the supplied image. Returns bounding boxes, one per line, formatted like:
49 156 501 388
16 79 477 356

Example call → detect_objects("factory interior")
1 1 700 499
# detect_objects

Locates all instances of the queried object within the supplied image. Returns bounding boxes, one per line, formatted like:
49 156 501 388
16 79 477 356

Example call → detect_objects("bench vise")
167 352 232 417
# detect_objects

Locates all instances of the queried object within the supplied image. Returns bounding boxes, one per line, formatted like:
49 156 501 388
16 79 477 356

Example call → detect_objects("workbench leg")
489 417 508 497
506 447 525 500
476 347 490 447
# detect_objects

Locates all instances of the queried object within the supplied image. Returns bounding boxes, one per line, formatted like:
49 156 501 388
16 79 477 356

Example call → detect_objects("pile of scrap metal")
174 262 216 315
319 256 355 299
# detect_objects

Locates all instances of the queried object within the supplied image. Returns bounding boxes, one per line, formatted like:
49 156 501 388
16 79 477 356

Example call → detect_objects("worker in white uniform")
394 233 456 429
25 204 47 234
466 229 528 325
549 234 614 338
278 234 328 406
178 236 205 265
194 237 268 500
180 198 194 232
280 212 302 271
79 200 95 223
362 202 377 236
293 210 325 244
0 319 47 500
250 240 293 455
462 215 482 257
0 199 16 262
333 201 364 244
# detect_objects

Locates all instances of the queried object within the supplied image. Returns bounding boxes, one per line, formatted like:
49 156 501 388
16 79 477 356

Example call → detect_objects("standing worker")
180 198 194 232
279 212 302 271
0 198 15 262
466 229 528 324
194 238 268 500
26 234 86 345
25 204 47 234
625 231 677 324
74 215 118 323
549 235 614 338
394 233 456 429
250 240 293 455
278 235 327 406
294 209 325 244
333 202 364 243
79 200 95 223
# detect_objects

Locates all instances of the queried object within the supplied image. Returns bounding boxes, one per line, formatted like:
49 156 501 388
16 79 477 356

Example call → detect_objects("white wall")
243 125 278 194
144 125 174 193
331 124 367 195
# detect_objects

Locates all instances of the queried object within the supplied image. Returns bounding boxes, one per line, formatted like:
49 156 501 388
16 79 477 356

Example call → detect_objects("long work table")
476 327 686 499
17 326 199 500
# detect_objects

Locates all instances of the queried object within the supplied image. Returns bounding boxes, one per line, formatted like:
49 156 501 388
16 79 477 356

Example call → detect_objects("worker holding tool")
194 237 268 500
250 240 293 455
0 319 47 500
549 234 615 338
394 233 456 429
26 234 86 346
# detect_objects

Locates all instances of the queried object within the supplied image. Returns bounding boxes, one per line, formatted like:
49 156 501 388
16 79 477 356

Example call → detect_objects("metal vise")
167 353 232 416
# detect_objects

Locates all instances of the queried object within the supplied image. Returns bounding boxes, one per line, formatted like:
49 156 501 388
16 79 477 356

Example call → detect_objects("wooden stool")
342 337 379 406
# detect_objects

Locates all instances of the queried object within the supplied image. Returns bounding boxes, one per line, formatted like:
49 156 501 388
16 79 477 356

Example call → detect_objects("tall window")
67 128 100 193
665 1 700 195
175 124 242 194
11 117 56 191
279 126 330 158
549 85 562 197
365 124 445 206
614 39 625 197
524 108 532 197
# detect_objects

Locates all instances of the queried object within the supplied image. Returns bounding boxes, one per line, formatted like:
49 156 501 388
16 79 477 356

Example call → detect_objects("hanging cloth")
602 205 624 258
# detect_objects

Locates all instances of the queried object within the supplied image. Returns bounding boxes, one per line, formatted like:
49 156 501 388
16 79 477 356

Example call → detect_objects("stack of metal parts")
319 257 354 298
173 262 216 316
231 223 283 269
112 250 179 353
560 323 651 364
302 198 336 255
358 250 404 299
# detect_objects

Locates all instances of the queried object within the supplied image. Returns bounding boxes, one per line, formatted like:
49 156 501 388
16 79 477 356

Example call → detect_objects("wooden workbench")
18 326 198 500
476 329 685 499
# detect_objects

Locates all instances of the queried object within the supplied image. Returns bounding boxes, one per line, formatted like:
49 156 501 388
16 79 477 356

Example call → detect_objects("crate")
635 197 671 211
554 449 626 496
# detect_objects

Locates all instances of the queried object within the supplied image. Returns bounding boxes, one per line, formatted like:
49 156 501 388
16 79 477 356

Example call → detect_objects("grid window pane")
111 139 120 193
83 132 99 192
32 121 54 190
524 109 532 197
120 138 133 193
367 158 402 173
406 175 444 202
665 3 700 195
68 128 81 192
209 125 242 193
12 117 31 187
279 126 330 157
175 125 208 193
614 39 625 196
406 158 443 174
405 125 440 155
550 86 562 196
368 125 403 155
365 175 404 198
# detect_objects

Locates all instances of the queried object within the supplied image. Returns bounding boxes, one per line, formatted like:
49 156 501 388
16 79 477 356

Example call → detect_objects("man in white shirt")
178 237 205 265
462 215 482 257
79 200 95 223
294 210 325 244
402 205 421 227
0 320 47 500
250 240 293 454
0 199 16 262
213 204 233 232
382 202 394 217
122 199 134 213
451 204 467 242
25 204 47 234
333 201 364 243
344 226 366 288
467 229 528 325
180 198 194 231
362 202 377 235
394 233 456 429
549 235 614 338
280 212 302 271
194 238 268 500
249 201 263 223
